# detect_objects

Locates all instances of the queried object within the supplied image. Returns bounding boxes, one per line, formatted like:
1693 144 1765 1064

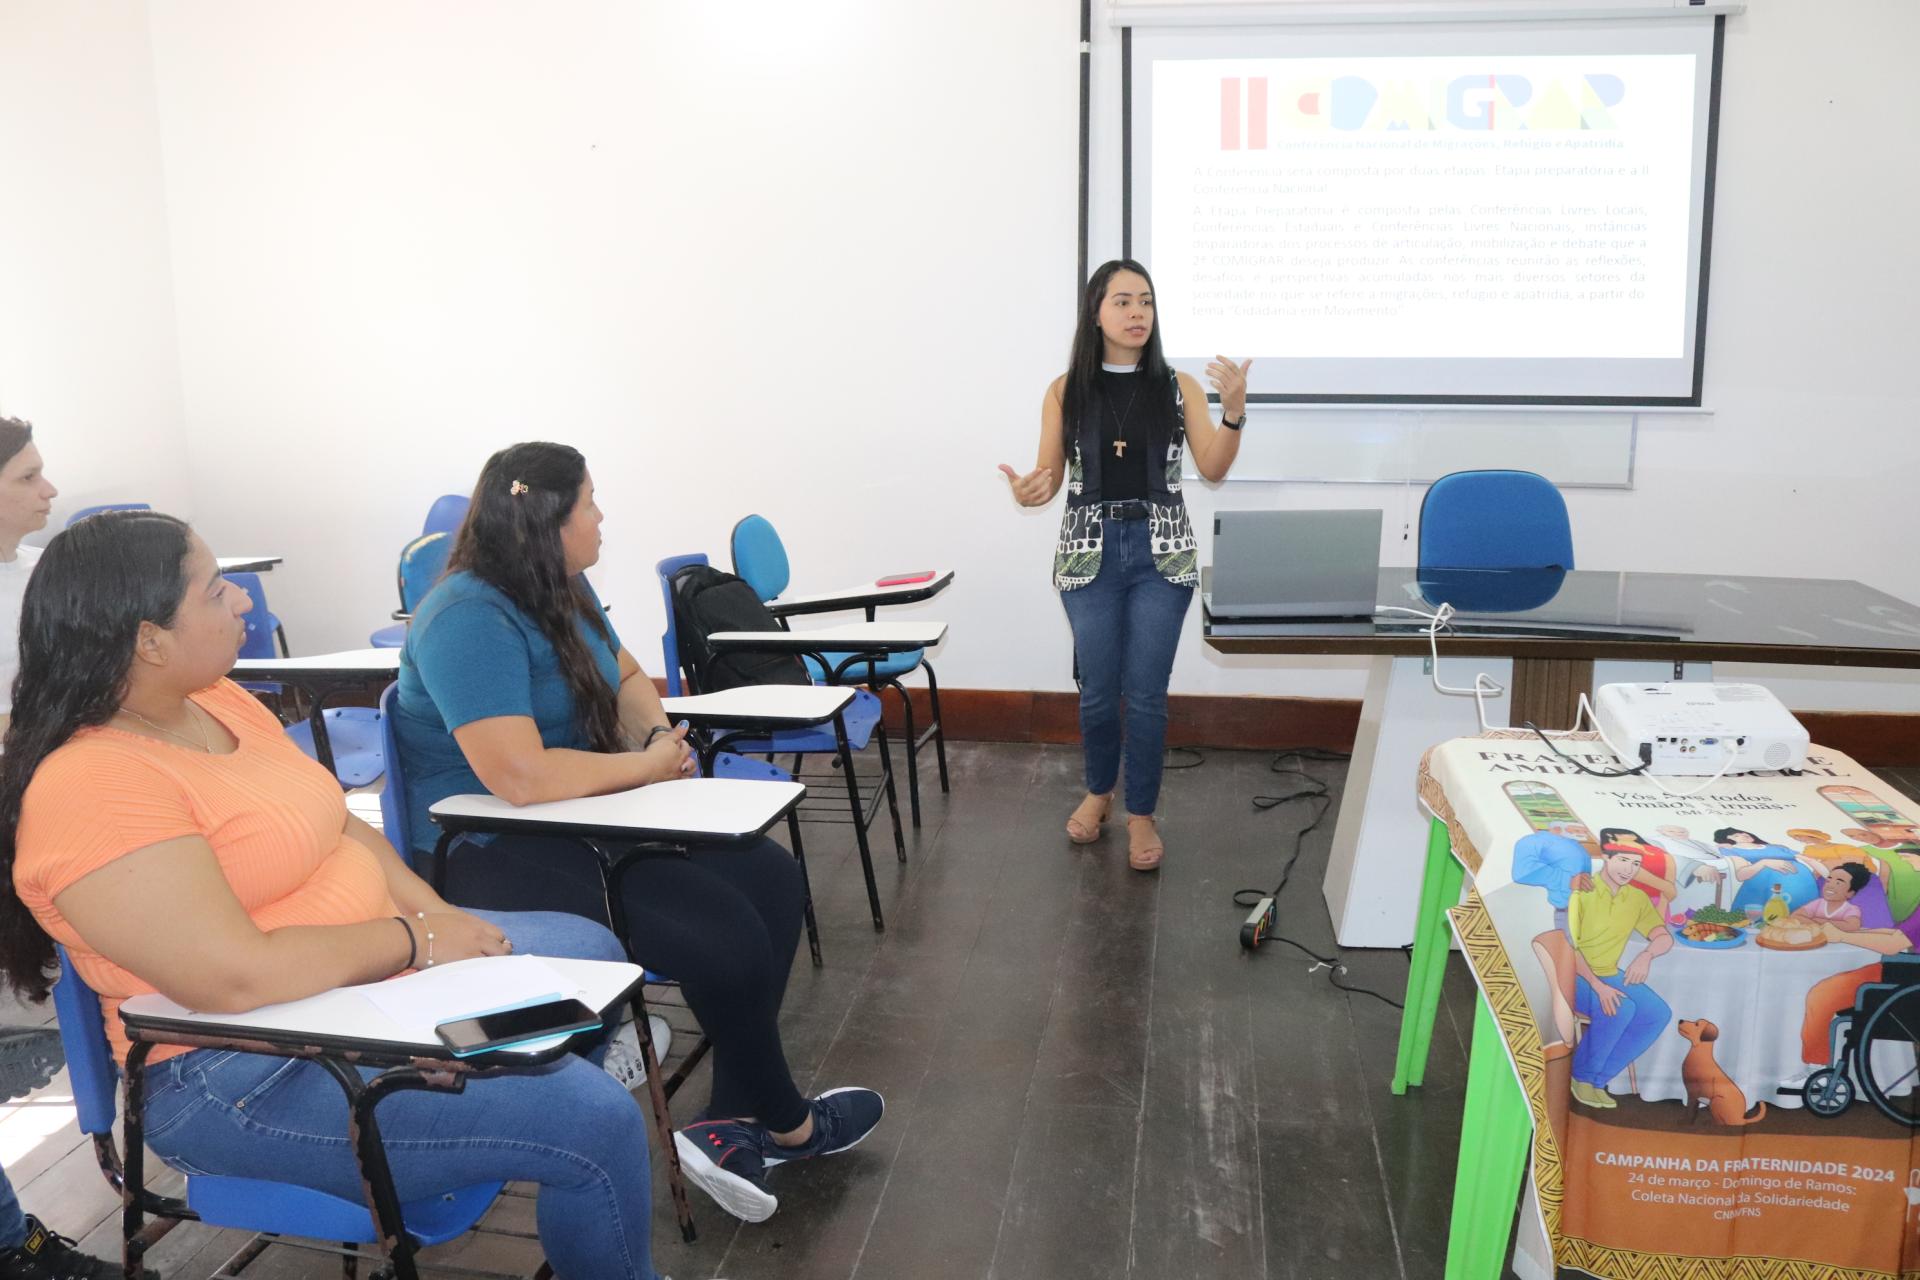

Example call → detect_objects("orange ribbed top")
15 679 400 1067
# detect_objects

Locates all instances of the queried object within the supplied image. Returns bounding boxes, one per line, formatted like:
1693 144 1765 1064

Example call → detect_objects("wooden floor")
10 749 1919 1280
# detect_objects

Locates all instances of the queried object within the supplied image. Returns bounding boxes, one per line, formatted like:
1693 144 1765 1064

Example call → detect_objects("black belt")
1099 500 1150 521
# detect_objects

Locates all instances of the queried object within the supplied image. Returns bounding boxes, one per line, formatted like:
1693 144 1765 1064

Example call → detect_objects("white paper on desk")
360 956 587 1043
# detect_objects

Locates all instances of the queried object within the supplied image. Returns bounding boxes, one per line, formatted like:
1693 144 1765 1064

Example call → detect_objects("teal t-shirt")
394 569 621 856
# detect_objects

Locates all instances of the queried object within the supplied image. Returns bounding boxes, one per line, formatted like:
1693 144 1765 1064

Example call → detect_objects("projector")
1592 682 1808 776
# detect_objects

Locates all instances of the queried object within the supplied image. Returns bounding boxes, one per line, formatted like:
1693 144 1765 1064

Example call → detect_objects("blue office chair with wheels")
65 501 150 527
658 553 903 931
370 531 454 648
731 514 949 827
421 494 469 536
226 571 384 788
52 946 510 1276
1418 470 1573 572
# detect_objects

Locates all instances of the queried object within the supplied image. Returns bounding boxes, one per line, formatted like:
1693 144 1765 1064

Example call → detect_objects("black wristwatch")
1221 412 1245 431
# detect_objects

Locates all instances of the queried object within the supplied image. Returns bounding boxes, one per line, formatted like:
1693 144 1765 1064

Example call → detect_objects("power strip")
1240 896 1277 950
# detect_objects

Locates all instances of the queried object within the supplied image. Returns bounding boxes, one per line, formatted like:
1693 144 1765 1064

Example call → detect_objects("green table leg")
1445 990 1533 1280
1392 816 1464 1093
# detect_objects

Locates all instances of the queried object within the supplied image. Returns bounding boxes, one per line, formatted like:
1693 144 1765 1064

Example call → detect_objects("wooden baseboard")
653 678 1920 766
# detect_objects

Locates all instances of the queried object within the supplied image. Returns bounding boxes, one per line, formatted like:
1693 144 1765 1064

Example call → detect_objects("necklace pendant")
1113 440 1127 458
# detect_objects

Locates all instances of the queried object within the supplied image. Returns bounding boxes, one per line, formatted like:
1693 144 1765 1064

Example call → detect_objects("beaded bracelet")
415 911 437 967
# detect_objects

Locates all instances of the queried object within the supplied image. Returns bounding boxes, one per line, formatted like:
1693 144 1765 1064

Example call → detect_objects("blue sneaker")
675 1119 777 1223
763 1087 886 1169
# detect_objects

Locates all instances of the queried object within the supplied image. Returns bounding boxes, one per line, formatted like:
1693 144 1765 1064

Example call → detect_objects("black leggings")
435 832 810 1133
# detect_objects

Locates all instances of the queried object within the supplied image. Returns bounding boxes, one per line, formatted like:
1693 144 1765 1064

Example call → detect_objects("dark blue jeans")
1058 517 1194 816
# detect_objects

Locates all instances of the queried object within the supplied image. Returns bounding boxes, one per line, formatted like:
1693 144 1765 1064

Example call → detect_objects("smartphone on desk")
435 998 602 1057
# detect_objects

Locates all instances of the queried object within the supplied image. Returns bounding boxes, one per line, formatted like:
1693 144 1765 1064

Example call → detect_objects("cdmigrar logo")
1219 73 1626 146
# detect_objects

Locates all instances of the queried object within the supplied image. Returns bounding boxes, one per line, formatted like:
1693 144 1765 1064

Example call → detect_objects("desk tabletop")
229 648 403 675
767 569 954 617
707 621 949 652
217 556 283 574
1205 568 1920 668
661 685 854 726
121 955 643 1061
430 777 805 841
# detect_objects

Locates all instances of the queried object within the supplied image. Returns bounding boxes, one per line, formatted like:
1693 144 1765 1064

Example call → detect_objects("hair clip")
510 480 529 496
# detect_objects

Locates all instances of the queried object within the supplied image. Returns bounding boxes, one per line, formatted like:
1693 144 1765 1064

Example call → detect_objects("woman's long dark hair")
0 511 194 1002
1061 259 1179 452
446 442 622 754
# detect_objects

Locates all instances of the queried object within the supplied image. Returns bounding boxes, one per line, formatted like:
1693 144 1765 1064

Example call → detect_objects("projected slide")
1130 22 1720 403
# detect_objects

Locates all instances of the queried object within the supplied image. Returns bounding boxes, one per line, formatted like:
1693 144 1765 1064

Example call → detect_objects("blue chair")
227 571 385 788
65 501 150 527
51 946 509 1277
1418 470 1574 572
421 494 469 536
370 531 454 649
658 553 903 930
731 515 949 827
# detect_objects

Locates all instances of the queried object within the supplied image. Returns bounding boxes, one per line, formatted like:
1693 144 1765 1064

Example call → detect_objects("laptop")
1203 510 1383 620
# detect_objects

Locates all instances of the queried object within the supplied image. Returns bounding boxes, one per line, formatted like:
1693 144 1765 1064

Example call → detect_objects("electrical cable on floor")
1163 745 1205 770
1235 747 1405 1010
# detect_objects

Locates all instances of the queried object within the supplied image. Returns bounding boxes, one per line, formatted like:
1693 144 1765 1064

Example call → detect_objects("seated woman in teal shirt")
394 441 883 1226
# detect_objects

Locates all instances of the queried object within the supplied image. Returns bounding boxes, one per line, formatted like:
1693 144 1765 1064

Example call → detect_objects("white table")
429 777 805 845
217 555 283 574
117 955 645 1280
1605 934 1916 1110
707 621 948 685
661 684 854 730
228 649 401 777
767 569 954 620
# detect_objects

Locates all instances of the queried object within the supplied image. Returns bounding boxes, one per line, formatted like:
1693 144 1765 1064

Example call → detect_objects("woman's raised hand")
1205 356 1253 420
998 463 1053 507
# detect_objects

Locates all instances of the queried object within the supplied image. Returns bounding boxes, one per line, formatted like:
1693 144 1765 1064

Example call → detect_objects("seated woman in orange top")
0 511 672 1280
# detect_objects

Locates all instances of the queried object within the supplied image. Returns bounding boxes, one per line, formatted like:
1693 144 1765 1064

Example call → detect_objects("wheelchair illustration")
1803 954 1920 1126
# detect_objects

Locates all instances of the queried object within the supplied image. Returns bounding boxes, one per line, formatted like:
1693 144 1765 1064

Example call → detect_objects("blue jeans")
1573 972 1672 1090
1058 517 1194 815
0 1168 22 1248
140 911 660 1280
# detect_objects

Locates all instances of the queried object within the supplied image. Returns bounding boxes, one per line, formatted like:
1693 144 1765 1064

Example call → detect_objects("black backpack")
667 564 811 692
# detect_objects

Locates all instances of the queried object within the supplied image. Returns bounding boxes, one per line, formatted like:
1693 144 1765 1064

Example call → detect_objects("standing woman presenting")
999 260 1249 871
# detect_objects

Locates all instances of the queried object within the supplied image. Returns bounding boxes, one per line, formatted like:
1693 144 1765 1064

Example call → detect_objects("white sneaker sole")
674 1131 778 1224
763 1087 885 1170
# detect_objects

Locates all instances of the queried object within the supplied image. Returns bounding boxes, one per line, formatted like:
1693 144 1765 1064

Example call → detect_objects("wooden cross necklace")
1106 377 1141 459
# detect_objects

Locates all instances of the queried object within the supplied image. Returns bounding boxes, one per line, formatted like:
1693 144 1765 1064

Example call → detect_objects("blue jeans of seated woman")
1058 517 1194 816
140 910 660 1280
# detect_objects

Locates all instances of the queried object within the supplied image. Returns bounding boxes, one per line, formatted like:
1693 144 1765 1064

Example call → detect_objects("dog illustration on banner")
1677 1019 1766 1125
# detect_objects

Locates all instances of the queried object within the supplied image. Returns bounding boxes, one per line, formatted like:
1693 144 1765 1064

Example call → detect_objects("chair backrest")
730 515 791 603
65 501 151 528
421 494 470 537
1418 470 1574 572
52 948 119 1138
398 532 454 613
655 554 709 696
225 572 286 659
376 682 412 858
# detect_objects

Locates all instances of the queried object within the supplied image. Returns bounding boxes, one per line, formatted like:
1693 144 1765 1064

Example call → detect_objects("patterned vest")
1052 371 1200 591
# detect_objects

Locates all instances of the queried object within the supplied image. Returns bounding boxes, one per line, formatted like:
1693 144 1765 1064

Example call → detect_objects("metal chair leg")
922 659 950 793
788 809 823 967
835 713 886 930
874 720 906 863
893 677 922 827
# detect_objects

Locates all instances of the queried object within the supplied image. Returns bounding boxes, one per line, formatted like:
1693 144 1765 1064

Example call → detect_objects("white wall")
63 0 1920 713
0 1 191 531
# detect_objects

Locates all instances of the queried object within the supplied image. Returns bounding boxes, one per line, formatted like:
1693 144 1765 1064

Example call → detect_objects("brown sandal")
1127 816 1164 871
1066 793 1112 844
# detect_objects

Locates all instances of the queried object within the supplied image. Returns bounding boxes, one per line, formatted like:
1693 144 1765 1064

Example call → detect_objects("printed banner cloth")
1423 732 1920 1279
